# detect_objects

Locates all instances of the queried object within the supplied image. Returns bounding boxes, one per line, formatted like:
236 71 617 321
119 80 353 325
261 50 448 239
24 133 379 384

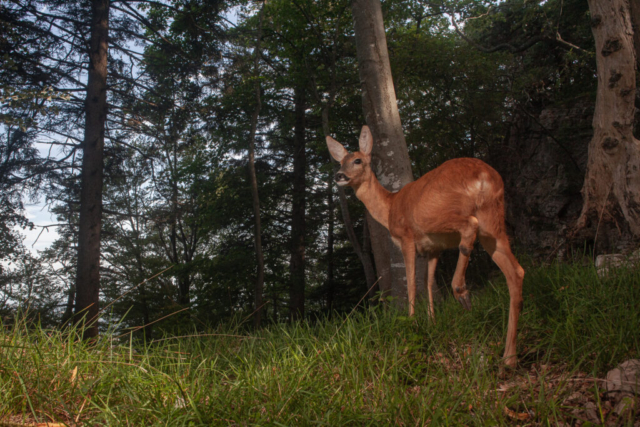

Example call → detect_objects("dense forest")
1 0 639 339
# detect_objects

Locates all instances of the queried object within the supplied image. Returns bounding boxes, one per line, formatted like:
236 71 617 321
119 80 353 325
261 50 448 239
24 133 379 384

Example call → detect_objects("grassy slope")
1 262 639 426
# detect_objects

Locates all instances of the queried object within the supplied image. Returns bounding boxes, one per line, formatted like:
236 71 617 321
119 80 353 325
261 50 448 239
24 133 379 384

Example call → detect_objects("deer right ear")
359 125 373 156
326 136 348 162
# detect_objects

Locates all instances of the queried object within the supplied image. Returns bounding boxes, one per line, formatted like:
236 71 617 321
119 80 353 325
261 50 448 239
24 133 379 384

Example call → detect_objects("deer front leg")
400 240 417 317
425 252 439 320
452 217 478 311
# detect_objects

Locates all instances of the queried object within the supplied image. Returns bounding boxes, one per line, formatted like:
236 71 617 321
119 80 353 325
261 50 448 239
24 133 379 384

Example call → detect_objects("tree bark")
326 177 335 313
249 2 266 328
170 143 190 306
351 0 415 308
629 0 640 70
631 0 640 139
578 0 640 240
289 86 306 321
366 212 391 298
320 107 377 292
60 284 75 326
74 0 109 339
336 187 377 288
362 215 379 303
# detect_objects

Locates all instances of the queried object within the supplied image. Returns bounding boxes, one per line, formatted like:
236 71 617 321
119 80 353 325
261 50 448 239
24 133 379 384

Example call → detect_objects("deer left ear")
359 125 373 156
326 136 348 162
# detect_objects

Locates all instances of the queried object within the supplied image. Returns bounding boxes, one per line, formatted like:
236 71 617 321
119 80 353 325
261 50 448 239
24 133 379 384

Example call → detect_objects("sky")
22 203 59 254
18 141 66 256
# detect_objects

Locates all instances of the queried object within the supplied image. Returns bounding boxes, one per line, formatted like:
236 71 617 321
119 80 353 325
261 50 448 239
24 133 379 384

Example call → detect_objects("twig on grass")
150 333 264 344
115 307 189 339
231 301 270 334
330 276 381 342
94 265 174 321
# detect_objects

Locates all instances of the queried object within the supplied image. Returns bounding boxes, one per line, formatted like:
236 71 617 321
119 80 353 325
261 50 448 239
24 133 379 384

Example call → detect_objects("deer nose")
335 172 348 182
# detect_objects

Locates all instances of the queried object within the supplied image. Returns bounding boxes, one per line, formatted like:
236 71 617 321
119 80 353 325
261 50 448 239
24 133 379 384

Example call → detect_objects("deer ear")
326 136 348 162
359 125 373 156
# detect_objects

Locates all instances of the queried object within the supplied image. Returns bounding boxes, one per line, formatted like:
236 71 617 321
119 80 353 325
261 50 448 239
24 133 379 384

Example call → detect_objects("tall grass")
1 262 638 425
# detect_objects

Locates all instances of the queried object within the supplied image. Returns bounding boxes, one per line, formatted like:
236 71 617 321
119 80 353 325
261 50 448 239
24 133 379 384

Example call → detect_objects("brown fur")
327 126 525 367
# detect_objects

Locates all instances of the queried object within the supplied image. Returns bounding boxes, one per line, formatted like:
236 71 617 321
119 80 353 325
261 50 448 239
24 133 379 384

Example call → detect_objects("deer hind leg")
479 234 524 368
400 239 417 317
451 216 478 311
425 252 439 320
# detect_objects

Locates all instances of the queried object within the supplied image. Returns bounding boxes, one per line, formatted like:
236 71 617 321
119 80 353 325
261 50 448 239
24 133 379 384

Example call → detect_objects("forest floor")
1 262 639 426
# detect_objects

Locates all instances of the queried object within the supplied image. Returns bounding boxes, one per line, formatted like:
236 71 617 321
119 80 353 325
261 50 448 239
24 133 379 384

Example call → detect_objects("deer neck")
354 172 393 230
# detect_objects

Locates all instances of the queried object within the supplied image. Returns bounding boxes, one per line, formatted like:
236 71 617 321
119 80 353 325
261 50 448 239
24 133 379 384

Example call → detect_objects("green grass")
1 262 639 425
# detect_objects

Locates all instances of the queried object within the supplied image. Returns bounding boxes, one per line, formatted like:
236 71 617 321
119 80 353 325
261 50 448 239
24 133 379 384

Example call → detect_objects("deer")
326 125 524 367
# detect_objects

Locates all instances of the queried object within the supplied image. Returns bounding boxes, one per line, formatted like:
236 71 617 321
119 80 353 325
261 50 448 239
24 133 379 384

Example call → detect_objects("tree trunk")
249 2 266 328
578 0 640 241
170 147 190 306
178 276 190 306
326 177 335 313
321 107 377 292
289 87 306 321
74 0 109 339
631 0 640 140
362 216 379 303
336 187 377 287
137 282 151 339
629 0 640 70
366 212 391 299
351 0 415 308
60 284 75 326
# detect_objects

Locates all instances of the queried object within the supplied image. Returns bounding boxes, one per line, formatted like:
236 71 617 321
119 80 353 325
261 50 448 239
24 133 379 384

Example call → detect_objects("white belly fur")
416 233 460 254
391 233 460 254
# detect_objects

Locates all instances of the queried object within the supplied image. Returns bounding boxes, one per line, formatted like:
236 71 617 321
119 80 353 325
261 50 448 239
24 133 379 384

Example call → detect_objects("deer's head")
326 125 373 188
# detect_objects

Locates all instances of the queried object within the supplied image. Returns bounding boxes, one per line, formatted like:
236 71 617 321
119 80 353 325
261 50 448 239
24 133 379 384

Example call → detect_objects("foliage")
0 0 603 331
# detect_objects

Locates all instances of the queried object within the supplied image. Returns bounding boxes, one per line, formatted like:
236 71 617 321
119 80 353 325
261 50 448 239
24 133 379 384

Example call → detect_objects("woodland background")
1 0 639 337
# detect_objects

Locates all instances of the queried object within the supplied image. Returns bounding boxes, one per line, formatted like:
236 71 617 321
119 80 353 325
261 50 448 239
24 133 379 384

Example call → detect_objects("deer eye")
354 158 362 165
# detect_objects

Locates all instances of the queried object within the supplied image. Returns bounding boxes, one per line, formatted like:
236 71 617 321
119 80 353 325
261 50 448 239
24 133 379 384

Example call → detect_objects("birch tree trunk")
578 0 640 241
351 0 415 307
74 0 109 339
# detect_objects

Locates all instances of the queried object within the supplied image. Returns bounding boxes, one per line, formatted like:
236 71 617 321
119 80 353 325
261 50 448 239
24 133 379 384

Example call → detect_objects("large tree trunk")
289 87 306 321
578 0 640 242
630 0 640 70
74 0 109 339
249 2 266 328
351 0 415 308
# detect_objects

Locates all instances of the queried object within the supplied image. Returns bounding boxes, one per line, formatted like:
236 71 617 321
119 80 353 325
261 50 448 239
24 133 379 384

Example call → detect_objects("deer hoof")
457 293 472 311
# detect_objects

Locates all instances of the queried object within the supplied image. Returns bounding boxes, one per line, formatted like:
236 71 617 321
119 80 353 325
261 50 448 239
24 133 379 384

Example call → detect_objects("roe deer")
327 125 524 366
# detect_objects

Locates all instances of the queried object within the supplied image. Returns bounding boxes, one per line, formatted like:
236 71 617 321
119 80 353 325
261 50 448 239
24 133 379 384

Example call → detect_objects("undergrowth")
1 262 639 425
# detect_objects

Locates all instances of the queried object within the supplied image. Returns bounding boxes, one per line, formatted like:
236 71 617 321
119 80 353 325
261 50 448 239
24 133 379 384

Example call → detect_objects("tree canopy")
2 0 632 335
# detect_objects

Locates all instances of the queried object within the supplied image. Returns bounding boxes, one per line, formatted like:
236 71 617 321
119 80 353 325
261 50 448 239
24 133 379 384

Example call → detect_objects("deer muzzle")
334 172 349 186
